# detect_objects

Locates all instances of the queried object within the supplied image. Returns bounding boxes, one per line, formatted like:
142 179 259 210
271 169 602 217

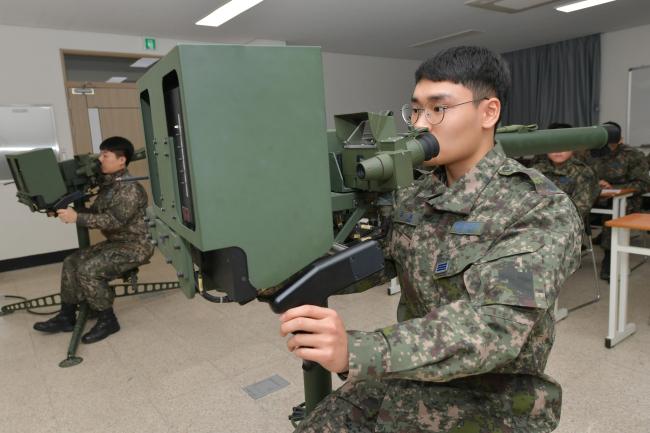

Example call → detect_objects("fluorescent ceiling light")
196 0 264 28
556 0 616 13
106 76 128 83
410 30 483 48
130 57 158 68
465 0 557 13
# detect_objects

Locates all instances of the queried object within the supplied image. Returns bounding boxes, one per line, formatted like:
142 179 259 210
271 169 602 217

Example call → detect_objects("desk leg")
607 227 619 347
612 197 621 219
606 227 637 348
619 197 627 217
618 228 630 333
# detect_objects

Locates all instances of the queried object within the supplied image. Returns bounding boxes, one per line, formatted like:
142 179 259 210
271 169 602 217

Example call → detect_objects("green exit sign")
144 38 156 51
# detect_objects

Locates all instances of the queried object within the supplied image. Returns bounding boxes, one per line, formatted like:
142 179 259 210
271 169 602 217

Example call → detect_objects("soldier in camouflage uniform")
532 123 600 222
34 137 154 343
280 47 582 432
585 121 650 280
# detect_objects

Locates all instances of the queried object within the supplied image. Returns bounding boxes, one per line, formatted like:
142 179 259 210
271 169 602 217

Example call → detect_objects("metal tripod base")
59 356 83 368
59 302 89 368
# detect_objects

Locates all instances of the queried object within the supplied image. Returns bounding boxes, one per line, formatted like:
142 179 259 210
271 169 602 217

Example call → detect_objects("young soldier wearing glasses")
280 46 582 433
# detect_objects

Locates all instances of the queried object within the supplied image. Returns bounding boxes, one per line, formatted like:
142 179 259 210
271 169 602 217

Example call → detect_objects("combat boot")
600 250 611 281
81 308 120 344
33 303 77 333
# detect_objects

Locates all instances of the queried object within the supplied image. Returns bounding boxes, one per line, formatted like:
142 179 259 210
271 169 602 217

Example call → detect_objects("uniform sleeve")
346 193 582 382
612 151 650 193
571 165 600 221
77 185 145 230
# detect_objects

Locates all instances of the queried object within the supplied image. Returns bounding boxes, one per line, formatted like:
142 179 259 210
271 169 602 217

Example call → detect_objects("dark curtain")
501 34 600 128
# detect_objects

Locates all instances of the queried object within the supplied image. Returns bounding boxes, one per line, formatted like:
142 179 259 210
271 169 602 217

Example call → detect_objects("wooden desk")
591 189 636 219
604 213 650 348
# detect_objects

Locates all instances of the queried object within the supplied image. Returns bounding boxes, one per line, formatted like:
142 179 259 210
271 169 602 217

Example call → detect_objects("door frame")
60 49 161 154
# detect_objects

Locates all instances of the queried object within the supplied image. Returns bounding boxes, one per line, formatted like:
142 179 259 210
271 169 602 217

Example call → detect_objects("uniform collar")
540 158 571 174
424 146 505 215
101 168 128 185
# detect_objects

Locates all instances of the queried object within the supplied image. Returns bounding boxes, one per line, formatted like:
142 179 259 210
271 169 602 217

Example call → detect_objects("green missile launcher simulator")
134 44 620 421
137 44 334 303
134 43 621 312
5 42 622 420
6 147 147 213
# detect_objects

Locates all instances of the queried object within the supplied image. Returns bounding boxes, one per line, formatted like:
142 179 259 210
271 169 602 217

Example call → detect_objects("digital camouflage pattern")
586 144 650 193
76 170 153 243
585 144 650 250
297 147 583 433
60 169 153 311
532 157 600 222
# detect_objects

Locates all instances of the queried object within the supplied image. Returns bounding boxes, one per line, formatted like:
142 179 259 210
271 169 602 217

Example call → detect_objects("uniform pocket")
469 238 547 310
430 241 490 280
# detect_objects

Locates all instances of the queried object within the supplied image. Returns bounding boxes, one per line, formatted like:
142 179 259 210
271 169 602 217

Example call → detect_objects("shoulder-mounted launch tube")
496 124 621 158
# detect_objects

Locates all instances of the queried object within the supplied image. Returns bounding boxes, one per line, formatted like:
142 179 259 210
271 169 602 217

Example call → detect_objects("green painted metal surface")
6 148 67 210
496 124 615 157
137 45 333 297
334 113 436 192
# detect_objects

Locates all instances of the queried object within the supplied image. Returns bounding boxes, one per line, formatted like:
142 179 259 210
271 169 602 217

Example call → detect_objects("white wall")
0 24 184 160
0 24 421 261
0 185 78 261
600 23 650 142
0 24 185 261
322 52 420 129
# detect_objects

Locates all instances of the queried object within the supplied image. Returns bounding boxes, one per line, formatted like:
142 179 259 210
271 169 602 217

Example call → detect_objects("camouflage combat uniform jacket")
585 144 650 250
77 169 152 244
60 169 154 311
532 157 600 221
586 144 650 196
297 148 583 433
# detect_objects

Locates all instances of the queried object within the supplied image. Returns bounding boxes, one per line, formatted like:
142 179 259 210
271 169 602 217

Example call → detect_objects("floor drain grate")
243 374 290 399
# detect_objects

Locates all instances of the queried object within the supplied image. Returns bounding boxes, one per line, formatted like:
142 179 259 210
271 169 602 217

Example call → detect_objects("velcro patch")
394 209 421 226
450 221 485 236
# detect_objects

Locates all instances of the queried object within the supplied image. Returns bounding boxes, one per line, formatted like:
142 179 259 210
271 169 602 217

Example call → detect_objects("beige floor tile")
51 387 170 433
1 385 60 433
153 379 282 433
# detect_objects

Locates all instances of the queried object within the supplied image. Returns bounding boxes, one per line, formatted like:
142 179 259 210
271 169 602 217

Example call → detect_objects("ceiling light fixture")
130 58 158 68
465 0 557 13
196 0 265 28
556 0 616 13
410 30 483 48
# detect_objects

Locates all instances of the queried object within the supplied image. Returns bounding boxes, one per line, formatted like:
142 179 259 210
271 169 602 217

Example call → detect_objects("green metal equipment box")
137 44 333 302
6 148 68 211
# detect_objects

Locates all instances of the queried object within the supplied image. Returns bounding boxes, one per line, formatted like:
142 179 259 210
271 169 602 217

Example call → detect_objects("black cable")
200 290 233 303
1 295 59 316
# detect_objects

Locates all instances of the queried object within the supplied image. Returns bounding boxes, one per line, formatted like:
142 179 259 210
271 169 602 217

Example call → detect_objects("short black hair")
603 121 622 136
99 136 134 165
548 122 572 129
415 46 511 108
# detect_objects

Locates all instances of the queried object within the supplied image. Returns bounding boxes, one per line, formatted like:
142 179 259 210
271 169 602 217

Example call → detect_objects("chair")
555 220 601 322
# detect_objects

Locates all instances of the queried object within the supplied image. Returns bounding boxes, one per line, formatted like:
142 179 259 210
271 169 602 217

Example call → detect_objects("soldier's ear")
481 97 500 130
